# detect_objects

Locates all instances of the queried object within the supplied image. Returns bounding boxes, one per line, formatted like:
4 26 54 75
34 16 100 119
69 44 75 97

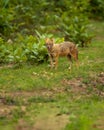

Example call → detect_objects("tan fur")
45 38 78 69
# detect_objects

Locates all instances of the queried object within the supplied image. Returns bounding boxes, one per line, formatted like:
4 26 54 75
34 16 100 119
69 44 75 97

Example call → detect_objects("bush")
89 0 104 20
0 0 15 38
20 35 48 64
0 34 64 65
0 37 11 63
0 0 93 47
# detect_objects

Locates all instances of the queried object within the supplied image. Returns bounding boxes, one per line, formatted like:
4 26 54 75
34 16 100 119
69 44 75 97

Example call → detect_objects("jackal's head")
45 38 54 51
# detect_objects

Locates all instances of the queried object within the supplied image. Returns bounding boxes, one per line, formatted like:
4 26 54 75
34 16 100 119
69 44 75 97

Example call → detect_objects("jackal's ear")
45 38 48 41
51 38 54 42
45 38 49 42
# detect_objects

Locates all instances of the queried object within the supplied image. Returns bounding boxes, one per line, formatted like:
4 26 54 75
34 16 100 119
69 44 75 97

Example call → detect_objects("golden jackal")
45 38 78 69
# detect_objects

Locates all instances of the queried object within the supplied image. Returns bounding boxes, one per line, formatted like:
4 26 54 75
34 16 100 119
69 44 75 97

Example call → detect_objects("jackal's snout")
45 38 53 51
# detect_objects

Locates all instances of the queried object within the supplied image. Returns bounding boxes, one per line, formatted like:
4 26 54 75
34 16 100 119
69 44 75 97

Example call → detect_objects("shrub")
89 0 104 20
21 35 48 64
0 37 11 63
57 1 93 47
0 0 93 47
0 34 65 65
0 0 15 38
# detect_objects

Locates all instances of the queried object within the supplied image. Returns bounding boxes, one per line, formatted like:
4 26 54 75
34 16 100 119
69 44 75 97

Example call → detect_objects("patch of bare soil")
0 87 65 103
62 77 86 93
93 116 104 130
15 119 33 130
33 114 69 130
62 72 104 97
0 87 65 120
15 110 69 130
0 105 17 118
0 64 14 69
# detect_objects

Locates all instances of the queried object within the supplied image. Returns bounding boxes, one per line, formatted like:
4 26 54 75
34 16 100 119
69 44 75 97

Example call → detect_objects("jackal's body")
45 38 78 69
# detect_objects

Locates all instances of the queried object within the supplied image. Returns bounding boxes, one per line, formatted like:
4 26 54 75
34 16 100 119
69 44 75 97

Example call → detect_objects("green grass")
0 20 104 130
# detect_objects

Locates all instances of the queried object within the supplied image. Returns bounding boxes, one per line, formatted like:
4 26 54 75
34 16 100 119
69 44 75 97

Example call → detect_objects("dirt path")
33 114 69 130
14 104 69 130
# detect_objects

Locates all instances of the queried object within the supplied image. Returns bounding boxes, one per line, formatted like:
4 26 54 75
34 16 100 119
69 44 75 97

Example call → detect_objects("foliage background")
0 0 104 64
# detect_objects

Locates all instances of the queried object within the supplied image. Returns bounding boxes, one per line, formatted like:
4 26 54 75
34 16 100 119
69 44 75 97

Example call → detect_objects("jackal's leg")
67 55 72 70
53 56 58 69
49 54 54 68
71 54 79 68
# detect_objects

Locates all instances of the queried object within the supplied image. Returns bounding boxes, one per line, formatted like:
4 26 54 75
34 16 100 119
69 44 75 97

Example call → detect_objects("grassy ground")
0 21 104 130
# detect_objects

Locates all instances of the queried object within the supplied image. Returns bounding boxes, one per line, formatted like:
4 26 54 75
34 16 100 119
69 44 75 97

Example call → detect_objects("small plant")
8 47 27 64
0 37 11 64
21 34 48 64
